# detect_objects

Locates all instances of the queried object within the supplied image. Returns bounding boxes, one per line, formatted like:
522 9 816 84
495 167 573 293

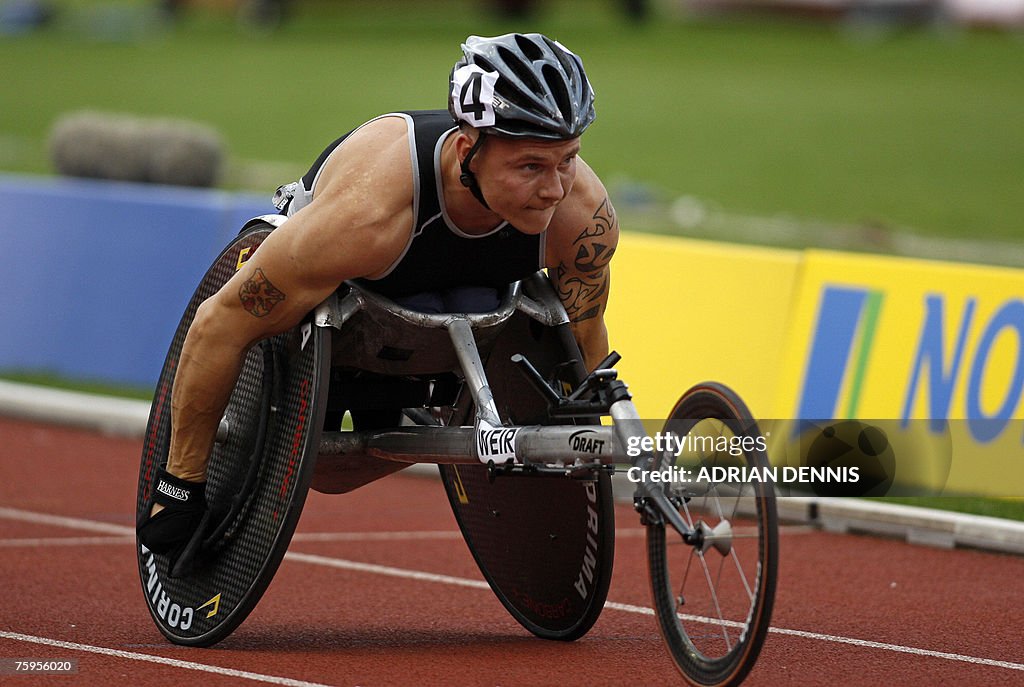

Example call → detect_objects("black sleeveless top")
299 110 544 299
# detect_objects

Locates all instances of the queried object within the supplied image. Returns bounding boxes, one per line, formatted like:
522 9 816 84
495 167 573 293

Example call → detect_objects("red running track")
1 416 1023 686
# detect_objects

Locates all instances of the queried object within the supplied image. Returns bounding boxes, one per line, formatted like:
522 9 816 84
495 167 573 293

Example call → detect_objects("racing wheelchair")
136 216 779 687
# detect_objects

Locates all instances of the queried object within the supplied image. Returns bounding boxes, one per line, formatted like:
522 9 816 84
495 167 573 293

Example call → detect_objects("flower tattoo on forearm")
238 268 286 318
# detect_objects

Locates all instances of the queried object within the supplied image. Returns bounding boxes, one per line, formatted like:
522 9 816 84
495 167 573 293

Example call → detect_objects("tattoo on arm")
571 198 617 274
556 266 608 322
556 198 617 323
238 268 286 318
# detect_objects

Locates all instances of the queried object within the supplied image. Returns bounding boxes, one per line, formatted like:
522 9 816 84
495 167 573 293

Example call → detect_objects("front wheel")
646 382 778 686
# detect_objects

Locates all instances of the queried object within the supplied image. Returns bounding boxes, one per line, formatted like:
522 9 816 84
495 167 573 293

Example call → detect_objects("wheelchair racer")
138 33 620 568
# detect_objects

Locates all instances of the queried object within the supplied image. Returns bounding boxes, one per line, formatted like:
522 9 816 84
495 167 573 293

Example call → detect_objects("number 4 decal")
460 74 487 121
451 64 498 127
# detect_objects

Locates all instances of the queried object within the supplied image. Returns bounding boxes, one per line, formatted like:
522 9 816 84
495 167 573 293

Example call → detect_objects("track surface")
1 416 1023 686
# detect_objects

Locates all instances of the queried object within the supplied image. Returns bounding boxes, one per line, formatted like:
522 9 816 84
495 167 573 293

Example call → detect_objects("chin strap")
459 131 491 211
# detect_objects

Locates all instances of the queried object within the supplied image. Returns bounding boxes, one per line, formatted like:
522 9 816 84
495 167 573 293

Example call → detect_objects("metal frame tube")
610 398 692 536
318 425 619 466
446 317 502 428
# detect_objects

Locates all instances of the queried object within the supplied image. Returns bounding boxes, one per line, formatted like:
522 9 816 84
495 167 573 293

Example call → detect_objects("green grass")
0 371 154 400
2 0 1022 241
875 497 1024 522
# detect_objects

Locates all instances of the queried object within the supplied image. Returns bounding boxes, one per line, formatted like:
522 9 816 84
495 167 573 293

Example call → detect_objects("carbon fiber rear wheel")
439 290 615 641
135 222 330 646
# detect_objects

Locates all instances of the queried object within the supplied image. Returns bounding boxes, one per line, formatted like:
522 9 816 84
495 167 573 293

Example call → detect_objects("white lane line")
0 536 135 547
4 507 1021 673
598 601 1023 670
0 532 465 548
0 507 133 535
0 507 650 546
0 631 333 687
284 551 491 590
767 627 1024 671
291 531 463 542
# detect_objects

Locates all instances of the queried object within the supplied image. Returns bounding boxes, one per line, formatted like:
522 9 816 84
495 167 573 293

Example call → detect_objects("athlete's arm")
546 160 619 372
164 117 414 485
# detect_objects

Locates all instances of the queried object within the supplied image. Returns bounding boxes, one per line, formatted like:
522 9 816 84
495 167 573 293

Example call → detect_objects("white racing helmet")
448 33 596 140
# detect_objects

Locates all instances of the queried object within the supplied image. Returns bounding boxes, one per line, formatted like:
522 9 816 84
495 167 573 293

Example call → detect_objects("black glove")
137 468 206 571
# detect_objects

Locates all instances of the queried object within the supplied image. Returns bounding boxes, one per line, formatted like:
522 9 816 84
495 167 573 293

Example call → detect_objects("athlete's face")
473 135 580 234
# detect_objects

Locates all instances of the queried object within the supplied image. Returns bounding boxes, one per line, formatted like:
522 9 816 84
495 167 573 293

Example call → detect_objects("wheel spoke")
696 550 733 651
729 546 755 603
677 542 697 611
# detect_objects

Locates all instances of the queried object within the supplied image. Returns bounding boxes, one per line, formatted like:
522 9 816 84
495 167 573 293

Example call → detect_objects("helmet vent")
497 46 543 96
514 33 546 61
542 64 573 128
473 55 497 74
542 36 575 73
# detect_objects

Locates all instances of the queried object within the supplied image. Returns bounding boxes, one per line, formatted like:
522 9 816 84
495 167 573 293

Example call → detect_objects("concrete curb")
3 380 1023 556
0 380 151 438
775 496 1024 556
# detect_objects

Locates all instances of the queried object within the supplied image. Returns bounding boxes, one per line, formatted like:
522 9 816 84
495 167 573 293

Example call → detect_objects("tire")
646 382 778 686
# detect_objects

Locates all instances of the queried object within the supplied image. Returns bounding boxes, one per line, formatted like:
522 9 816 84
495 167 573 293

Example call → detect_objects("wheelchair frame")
304 276 686 526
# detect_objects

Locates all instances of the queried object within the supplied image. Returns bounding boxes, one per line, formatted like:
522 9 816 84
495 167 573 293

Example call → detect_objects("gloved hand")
137 468 206 571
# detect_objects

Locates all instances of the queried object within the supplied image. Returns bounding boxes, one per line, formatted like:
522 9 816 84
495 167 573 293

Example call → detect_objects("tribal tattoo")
571 198 617 273
556 198 617 323
556 268 608 322
238 268 286 318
